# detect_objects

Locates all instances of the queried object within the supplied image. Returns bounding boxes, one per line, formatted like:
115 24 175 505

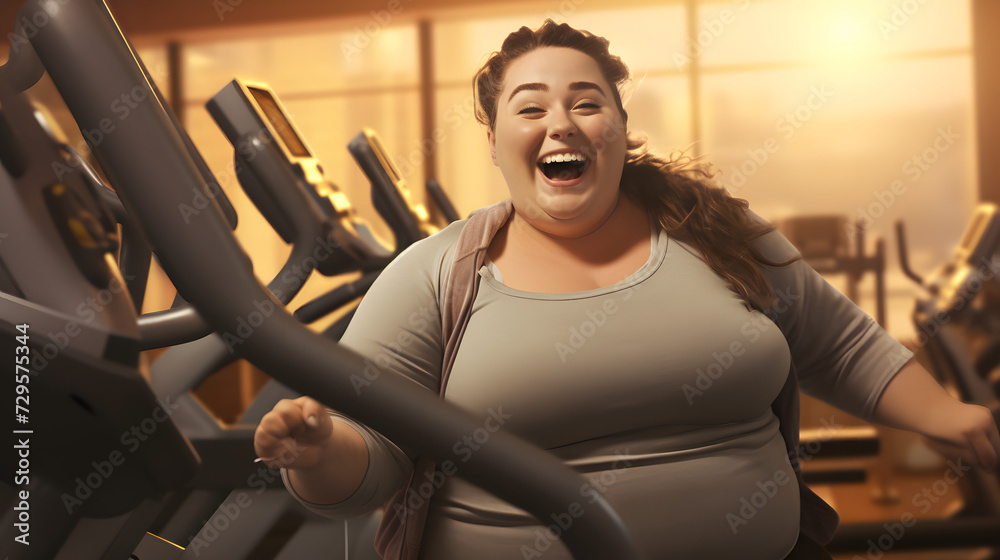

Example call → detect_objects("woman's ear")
487 129 498 166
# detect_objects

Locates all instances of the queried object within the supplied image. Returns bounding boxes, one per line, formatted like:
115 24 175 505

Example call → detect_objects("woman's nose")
547 112 577 140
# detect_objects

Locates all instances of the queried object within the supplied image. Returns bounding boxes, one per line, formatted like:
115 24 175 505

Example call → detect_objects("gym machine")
146 80 444 559
825 204 1000 556
0 1 642 559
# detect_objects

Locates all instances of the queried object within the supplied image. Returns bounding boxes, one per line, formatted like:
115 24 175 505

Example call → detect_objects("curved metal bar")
0 20 44 92
138 304 212 350
27 1 643 558
293 270 378 324
138 239 316 349
118 223 152 311
894 220 924 287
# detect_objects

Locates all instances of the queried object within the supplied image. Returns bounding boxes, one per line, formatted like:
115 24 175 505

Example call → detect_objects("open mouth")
537 152 589 182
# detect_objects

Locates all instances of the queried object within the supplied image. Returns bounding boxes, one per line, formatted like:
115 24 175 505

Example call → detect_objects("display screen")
958 211 987 253
248 86 311 159
368 131 402 183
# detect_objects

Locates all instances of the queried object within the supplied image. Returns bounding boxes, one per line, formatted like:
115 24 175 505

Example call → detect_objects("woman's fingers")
969 409 1000 470
923 404 1000 471
254 397 331 468
962 406 999 470
255 400 297 457
922 437 975 466
988 414 1000 470
967 428 998 471
295 397 334 444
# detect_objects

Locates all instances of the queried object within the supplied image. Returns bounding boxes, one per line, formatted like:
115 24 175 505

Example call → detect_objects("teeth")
541 153 587 165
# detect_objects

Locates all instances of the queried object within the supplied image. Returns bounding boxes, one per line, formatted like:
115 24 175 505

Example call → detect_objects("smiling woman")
481 45 640 293
472 21 784 306
491 50 625 221
254 19 1000 560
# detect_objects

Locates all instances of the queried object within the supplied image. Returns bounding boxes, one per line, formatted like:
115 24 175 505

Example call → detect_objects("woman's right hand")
254 396 334 471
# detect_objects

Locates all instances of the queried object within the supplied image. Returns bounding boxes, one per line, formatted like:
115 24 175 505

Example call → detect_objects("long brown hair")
473 20 793 311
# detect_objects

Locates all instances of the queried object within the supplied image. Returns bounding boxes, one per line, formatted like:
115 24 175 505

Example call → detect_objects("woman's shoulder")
381 218 468 279
381 199 512 280
393 218 467 260
745 210 802 265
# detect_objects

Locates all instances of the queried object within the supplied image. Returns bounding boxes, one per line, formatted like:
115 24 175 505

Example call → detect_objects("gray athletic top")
282 214 913 560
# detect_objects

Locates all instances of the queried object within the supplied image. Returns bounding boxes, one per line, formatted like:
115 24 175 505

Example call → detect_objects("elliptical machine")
826 205 1000 556
0 1 644 559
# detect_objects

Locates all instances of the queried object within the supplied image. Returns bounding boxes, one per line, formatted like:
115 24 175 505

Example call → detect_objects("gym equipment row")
0 1 641 558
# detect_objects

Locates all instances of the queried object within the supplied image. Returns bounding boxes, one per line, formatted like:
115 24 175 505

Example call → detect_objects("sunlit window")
140 0 976 339
429 0 973 339
181 26 422 280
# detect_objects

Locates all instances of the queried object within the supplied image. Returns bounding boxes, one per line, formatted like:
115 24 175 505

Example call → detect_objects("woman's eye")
518 107 544 115
575 102 600 110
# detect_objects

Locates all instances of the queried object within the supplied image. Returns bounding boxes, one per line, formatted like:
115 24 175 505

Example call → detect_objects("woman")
254 20 1000 559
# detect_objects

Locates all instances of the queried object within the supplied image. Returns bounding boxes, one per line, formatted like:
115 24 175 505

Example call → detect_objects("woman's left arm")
750 220 1000 471
871 358 1000 471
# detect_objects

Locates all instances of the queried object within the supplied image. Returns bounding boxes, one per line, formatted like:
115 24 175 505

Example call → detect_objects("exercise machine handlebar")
20 1 644 558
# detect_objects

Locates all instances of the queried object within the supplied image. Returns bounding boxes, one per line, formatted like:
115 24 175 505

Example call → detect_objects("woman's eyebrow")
508 82 547 102
508 81 606 102
569 81 606 96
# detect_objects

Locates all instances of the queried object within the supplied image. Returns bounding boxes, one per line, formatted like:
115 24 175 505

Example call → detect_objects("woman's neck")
493 194 650 266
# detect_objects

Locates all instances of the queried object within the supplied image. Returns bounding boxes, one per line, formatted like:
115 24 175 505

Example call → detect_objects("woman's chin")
536 202 587 222
532 190 591 217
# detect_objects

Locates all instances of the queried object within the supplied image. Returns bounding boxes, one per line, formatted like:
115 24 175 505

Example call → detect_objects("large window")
182 27 422 270
428 0 975 339
178 26 422 320
692 0 974 336
133 0 973 339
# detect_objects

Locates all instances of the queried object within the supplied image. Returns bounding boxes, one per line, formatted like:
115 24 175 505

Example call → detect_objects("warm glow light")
831 16 864 46
824 13 878 61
